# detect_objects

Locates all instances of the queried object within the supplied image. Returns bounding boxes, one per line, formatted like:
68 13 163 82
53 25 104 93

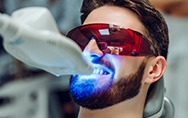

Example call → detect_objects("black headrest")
143 77 165 118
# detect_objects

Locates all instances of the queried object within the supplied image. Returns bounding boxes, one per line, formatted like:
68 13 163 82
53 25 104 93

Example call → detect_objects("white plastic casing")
0 7 94 76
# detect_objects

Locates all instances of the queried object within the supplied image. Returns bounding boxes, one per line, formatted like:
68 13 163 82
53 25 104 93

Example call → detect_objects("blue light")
70 75 96 99
70 47 117 100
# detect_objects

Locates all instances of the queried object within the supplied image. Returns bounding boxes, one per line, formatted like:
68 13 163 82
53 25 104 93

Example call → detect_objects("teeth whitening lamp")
0 7 93 76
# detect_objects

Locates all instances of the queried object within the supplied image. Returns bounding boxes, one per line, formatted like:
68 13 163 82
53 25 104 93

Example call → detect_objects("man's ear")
144 56 166 84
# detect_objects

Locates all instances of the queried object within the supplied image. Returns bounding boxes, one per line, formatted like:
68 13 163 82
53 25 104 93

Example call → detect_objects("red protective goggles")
67 23 158 56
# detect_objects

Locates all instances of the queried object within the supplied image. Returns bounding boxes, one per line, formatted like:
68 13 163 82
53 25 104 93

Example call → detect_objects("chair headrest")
143 77 164 118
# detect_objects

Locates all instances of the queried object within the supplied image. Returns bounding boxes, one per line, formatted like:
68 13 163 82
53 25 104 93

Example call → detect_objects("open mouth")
93 67 110 75
73 65 113 81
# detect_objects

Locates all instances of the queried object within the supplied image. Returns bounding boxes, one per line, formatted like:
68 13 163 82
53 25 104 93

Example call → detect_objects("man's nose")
83 38 104 57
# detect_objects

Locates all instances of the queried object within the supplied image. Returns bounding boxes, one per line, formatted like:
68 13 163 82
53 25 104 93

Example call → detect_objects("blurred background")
0 0 82 118
150 1 188 118
0 0 187 118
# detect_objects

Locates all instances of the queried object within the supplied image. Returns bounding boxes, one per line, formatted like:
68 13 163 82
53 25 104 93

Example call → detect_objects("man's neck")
77 95 145 118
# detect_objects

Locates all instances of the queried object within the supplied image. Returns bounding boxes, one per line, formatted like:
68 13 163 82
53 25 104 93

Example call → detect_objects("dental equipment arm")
0 7 93 76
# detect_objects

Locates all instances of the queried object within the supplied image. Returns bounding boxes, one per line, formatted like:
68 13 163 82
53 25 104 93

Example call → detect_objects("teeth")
99 70 103 74
93 68 109 75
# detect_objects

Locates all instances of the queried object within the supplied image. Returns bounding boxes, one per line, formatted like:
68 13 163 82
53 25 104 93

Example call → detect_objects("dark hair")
80 0 169 59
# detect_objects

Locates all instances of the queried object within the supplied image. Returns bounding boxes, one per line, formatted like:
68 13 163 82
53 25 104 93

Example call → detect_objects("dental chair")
143 76 175 118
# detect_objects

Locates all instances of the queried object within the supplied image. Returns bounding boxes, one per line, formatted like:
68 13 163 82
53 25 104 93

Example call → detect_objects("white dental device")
0 7 93 76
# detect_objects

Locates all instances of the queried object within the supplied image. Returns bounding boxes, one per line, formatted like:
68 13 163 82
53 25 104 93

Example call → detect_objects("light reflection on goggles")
67 23 158 56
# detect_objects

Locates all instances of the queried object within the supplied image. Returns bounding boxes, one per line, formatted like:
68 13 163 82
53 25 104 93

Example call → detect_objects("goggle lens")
67 24 157 56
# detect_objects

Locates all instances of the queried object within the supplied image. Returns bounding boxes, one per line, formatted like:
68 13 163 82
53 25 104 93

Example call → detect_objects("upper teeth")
93 69 109 75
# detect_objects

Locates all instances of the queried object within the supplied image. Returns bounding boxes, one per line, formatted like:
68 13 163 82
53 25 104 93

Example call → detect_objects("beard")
69 59 146 110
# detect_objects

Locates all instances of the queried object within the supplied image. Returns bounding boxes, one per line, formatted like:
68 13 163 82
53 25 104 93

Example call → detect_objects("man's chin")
70 59 146 110
69 76 138 110
70 74 113 97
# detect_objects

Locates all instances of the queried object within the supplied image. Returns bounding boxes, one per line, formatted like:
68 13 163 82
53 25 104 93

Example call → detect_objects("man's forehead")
83 5 146 35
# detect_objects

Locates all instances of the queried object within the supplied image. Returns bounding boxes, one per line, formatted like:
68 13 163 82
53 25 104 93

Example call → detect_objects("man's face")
70 5 148 109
